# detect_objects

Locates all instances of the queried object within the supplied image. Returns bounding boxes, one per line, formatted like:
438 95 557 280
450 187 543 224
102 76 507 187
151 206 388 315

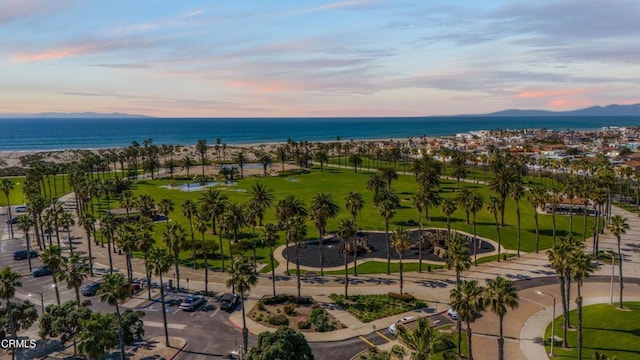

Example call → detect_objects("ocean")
0 116 639 152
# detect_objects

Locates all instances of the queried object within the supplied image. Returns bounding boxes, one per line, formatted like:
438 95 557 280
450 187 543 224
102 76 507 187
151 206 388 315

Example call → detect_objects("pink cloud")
12 47 82 62
225 79 300 94
516 89 591 98
549 99 593 108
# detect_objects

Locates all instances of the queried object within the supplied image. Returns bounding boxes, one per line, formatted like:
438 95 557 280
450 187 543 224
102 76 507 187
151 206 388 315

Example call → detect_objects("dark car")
179 295 206 311
32 266 53 277
6 216 23 224
13 250 38 260
130 282 143 294
220 293 240 310
81 282 102 296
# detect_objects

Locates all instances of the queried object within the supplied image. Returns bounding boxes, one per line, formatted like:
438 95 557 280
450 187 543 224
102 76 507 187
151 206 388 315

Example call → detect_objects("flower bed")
329 293 427 322
249 295 346 332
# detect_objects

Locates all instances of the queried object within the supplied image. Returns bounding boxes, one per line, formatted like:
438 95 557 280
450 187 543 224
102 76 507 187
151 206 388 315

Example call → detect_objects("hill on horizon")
472 103 640 117
0 111 153 119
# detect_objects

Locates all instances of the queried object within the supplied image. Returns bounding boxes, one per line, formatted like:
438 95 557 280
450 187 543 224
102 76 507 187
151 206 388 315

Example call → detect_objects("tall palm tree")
224 202 246 245
78 212 96 276
337 218 357 297
416 186 441 222
314 150 328 172
259 153 272 176
528 186 546 253
441 198 457 242
511 181 524 257
445 234 471 355
286 216 307 299
115 224 136 284
163 223 186 291
60 211 75 254
77 312 118 360
99 214 117 273
40 245 62 305
247 183 275 226
568 251 595 360
226 256 258 355
484 276 519 360
396 318 451 360
181 200 198 269
98 273 129 360
261 223 280 297
158 198 174 225
118 190 136 222
547 239 572 347
467 192 484 266
0 267 22 339
17 215 35 272
58 253 91 305
608 215 627 309
199 189 228 235
367 172 387 206
235 152 247 177
310 192 340 276
181 156 195 178
196 139 208 178
456 187 473 224
391 227 411 294
134 218 155 300
450 280 486 360
147 247 174 347
345 191 365 221
194 209 211 294
0 178 15 238
380 198 396 275
487 195 503 262
547 189 562 244
488 165 519 225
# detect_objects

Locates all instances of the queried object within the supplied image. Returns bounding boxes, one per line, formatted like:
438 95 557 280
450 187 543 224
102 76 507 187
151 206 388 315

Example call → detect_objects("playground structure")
340 231 375 256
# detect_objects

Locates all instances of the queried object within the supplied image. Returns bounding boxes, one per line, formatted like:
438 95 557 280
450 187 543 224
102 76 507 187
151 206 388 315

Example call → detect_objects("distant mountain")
471 103 640 117
0 112 153 119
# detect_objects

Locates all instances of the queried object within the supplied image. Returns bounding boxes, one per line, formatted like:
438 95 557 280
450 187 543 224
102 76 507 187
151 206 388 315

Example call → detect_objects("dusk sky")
1 0 639 117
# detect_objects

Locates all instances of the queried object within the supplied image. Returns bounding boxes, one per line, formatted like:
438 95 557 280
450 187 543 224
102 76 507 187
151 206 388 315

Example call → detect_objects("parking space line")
210 307 220 318
359 336 375 348
376 331 392 342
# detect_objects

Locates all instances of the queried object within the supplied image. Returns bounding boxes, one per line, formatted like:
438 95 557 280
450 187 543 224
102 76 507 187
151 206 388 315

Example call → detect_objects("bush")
284 303 296 315
294 297 313 305
309 308 324 323
388 292 415 302
268 314 289 326
263 295 289 305
298 321 311 329
256 301 265 311
255 315 263 322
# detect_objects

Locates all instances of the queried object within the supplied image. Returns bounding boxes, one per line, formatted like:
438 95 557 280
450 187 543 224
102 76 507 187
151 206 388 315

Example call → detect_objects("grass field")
544 302 640 359
0 175 69 205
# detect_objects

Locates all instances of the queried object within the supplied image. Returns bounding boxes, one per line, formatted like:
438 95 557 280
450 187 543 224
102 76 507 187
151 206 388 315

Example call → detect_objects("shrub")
284 303 296 315
264 295 289 305
298 321 311 329
255 315 263 322
309 308 324 323
388 292 415 302
256 301 265 311
268 314 289 326
294 296 313 305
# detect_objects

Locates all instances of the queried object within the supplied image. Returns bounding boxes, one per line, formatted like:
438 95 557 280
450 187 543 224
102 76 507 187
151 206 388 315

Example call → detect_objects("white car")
179 295 206 311
447 308 458 320
388 316 415 334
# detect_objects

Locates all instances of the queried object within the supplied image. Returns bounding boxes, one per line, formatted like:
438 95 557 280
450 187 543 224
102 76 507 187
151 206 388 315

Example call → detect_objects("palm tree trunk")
618 235 624 309
495 215 501 262
516 201 521 257
107 237 114 274
551 209 557 244
385 220 390 275
189 218 196 269
569 197 574 233
498 314 504 360
241 293 249 354
75 287 81 306
566 275 572 328
344 249 349 297
582 202 588 242
296 243 301 299
6 299 16 339
53 277 61 305
457 318 462 356
85 227 94 276
399 254 403 294
473 214 478 266
353 237 358 276
270 246 276 297
159 274 170 347
202 233 209 295
534 211 540 253
467 319 474 360
26 231 33 272
559 275 568 347
319 230 325 277
218 232 225 269
285 241 290 274
577 283 583 360
174 252 181 291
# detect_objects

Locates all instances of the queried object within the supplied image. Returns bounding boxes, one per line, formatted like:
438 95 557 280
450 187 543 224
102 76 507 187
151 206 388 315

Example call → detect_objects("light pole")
603 250 615 305
418 222 423 273
537 291 556 357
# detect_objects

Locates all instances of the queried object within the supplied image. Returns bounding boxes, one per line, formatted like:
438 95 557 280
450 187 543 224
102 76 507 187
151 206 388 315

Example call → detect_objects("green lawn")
544 302 640 359
0 175 69 205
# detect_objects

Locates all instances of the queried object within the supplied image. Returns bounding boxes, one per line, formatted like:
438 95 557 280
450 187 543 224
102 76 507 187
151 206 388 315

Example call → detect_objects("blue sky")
1 0 638 117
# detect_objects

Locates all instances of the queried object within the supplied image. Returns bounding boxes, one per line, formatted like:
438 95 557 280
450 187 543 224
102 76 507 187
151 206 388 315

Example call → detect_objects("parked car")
447 308 458 320
32 266 53 277
220 293 240 310
81 281 102 296
388 316 415 334
6 216 23 224
14 205 28 213
179 295 206 311
130 281 143 295
13 249 38 260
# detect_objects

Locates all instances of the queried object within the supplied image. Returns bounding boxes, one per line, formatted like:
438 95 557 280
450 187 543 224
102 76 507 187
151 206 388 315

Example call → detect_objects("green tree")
99 214 117 273
467 192 484 266
337 218 357 297
345 191 364 221
450 280 486 360
261 223 280 297
235 151 247 177
248 183 275 226
194 209 211 294
286 215 308 298
0 178 15 238
380 198 396 275
58 253 91 305
226 256 258 354
246 326 314 360
484 276 519 360
78 212 96 276
391 227 411 294
488 164 520 225
163 223 187 291
39 300 91 354
396 317 452 360
568 251 595 360
607 215 627 309
441 198 457 242
98 273 129 360
310 192 340 276
0 267 22 339
16 215 35 272
314 150 328 172
158 198 174 225
40 245 62 305
199 188 228 235
528 186 546 253
181 199 198 269
511 181 524 257
77 312 119 360
547 238 573 347
196 139 208 178
146 248 174 346
487 195 503 262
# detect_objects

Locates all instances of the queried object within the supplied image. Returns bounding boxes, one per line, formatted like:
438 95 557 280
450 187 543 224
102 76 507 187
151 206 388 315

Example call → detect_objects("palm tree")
226 256 258 355
456 187 473 224
487 195 503 262
467 192 484 266
224 202 246 246
379 167 398 188
163 223 186 291
391 227 411 294
115 224 136 284
181 156 195 178
99 214 117 273
286 216 307 299
40 245 62 305
445 234 471 354
548 189 562 244
484 276 519 360
528 186 546 253
367 172 387 206
194 209 211 294
98 273 129 360
261 223 280 297
147 247 174 346
16 215 35 272
235 152 247 177
310 192 340 276
0 178 15 238
488 165 519 225
415 187 441 222
199 189 228 235
380 198 396 275
247 183 275 226
60 211 75 254
196 139 208 178
259 153 272 176
0 267 22 339
58 253 91 305
547 239 572 347
337 218 357 297
134 219 155 300
441 198 457 242
396 318 451 360
608 215 627 309
158 198 174 225
181 200 198 269
345 191 365 221
118 190 136 221
314 150 328 172
511 181 524 257
568 251 595 360
77 312 118 360
450 280 486 360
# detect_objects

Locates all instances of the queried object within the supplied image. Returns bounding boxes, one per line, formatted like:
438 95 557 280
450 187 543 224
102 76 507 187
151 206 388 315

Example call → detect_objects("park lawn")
98 166 590 270
324 261 444 275
544 302 640 359
0 175 70 205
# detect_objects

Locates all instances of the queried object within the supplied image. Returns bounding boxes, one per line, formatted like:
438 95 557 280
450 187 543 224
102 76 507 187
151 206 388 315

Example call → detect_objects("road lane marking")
144 321 186 330
376 331 392 342
359 336 375 348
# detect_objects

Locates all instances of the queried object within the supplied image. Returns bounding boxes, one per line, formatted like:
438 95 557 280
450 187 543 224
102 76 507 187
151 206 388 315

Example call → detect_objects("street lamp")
602 251 615 305
537 291 556 357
